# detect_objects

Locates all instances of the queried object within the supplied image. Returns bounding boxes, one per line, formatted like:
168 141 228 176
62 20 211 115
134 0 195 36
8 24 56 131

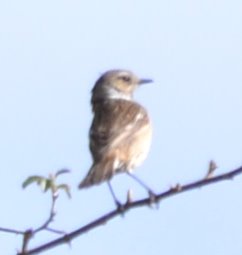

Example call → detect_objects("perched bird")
79 69 153 194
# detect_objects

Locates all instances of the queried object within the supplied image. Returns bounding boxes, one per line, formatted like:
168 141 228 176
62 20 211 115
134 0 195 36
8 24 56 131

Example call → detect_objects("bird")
78 69 153 201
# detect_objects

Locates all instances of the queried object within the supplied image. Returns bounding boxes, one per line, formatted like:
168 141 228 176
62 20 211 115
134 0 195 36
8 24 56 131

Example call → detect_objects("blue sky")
1 0 242 254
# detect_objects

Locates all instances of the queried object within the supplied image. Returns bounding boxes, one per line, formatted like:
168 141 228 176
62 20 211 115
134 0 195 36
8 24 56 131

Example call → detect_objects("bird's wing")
89 100 150 162
79 99 151 188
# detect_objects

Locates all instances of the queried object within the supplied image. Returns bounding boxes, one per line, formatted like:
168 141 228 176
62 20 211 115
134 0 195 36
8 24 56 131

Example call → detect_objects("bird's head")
91 70 153 102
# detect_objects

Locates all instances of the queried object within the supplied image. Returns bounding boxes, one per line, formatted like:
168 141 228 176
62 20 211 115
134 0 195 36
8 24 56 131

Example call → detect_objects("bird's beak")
138 78 153 85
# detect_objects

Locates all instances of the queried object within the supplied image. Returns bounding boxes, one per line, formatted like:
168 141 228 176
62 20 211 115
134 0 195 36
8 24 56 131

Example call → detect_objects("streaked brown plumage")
79 69 152 188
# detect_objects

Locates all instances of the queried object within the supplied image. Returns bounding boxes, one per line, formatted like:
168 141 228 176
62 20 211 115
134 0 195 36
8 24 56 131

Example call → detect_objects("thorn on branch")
170 183 182 192
205 160 218 179
126 189 133 204
63 234 72 248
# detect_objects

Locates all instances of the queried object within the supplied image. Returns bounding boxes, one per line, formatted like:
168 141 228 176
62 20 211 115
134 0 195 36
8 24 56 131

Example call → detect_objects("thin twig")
20 191 59 254
45 228 66 235
34 192 58 234
17 165 242 255
0 227 25 235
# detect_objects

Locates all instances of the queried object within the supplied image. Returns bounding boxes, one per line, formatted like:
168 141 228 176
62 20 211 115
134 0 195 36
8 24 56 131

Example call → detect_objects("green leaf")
22 170 71 197
57 184 71 199
43 179 55 192
22 176 46 189
38 178 48 191
55 169 71 178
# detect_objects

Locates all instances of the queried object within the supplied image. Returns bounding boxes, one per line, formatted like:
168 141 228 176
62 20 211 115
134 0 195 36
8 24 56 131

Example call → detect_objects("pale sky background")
1 0 242 254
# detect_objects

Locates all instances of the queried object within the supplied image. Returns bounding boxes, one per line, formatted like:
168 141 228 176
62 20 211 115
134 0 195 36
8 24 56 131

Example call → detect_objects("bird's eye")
120 76 131 82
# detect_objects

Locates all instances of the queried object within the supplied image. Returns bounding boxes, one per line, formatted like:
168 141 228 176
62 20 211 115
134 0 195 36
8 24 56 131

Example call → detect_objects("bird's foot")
148 190 158 207
115 200 125 214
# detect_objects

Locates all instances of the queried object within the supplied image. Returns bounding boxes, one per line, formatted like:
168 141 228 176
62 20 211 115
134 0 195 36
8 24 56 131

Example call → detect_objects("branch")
0 170 71 254
34 191 58 234
18 192 59 254
0 227 25 235
17 164 242 255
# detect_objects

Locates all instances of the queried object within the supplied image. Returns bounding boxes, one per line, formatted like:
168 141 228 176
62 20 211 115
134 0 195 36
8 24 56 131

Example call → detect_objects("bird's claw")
115 200 125 214
148 190 158 206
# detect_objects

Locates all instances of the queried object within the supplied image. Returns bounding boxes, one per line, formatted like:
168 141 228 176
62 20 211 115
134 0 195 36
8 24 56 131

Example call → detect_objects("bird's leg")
107 181 124 211
126 172 157 203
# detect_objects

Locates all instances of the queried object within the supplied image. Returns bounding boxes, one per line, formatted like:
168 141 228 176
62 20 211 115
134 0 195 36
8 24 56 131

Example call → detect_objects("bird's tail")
78 161 113 189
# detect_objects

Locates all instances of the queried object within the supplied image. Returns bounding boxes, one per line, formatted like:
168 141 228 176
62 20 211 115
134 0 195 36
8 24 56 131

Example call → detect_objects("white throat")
106 87 132 101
